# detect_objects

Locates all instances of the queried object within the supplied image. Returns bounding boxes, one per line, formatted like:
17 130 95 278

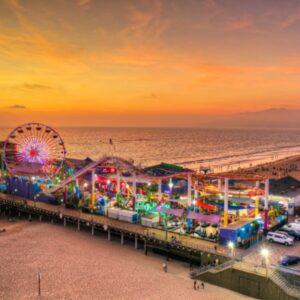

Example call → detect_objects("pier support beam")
18 211 21 218
132 172 137 211
224 178 229 227
217 179 222 192
39 215 42 222
158 180 162 201
75 179 80 198
135 234 138 249
255 197 260 217
63 217 66 227
51 218 54 224
121 232 124 245
77 220 80 231
194 180 198 200
116 169 121 205
108 228 111 241
264 179 269 231
187 174 192 231
91 169 95 209
91 224 94 236
28 214 32 221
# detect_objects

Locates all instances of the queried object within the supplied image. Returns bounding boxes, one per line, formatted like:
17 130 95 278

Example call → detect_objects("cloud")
225 15 260 33
23 83 52 90
9 104 26 109
5 0 26 12
76 0 92 10
281 11 300 29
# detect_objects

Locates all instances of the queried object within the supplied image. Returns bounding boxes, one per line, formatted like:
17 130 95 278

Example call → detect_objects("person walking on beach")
162 263 167 272
201 282 205 289
193 280 197 290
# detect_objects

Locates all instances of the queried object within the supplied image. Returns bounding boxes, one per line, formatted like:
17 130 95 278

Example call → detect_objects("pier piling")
144 240 147 256
51 218 54 224
77 220 80 231
63 217 66 227
91 224 94 236
135 234 138 249
121 232 124 245
108 228 111 241
39 215 42 222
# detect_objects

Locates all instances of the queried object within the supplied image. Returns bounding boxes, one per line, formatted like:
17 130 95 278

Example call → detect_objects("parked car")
278 227 300 240
266 231 294 246
284 223 300 231
279 255 300 266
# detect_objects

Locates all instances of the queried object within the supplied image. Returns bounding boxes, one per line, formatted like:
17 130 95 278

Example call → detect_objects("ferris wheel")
3 123 66 177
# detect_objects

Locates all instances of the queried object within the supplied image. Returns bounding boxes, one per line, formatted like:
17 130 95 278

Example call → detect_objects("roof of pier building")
269 176 300 195
195 172 268 181
143 162 195 179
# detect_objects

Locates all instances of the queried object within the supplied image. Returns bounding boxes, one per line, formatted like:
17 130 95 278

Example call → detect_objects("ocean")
1 127 300 171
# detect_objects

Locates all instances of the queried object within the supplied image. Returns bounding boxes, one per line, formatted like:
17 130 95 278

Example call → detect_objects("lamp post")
260 248 270 277
193 200 197 212
228 241 235 258
33 193 40 207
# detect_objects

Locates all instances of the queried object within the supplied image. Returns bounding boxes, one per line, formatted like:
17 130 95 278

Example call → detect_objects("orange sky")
1 0 300 126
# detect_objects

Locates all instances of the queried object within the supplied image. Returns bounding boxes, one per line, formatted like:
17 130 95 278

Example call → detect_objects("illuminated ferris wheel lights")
3 123 66 178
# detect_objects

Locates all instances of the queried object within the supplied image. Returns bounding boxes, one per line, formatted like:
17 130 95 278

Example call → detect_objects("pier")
0 192 229 266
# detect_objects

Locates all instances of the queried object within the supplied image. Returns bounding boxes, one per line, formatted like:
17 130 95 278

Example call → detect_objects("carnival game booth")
194 172 271 238
219 218 262 246
267 194 299 216
142 163 195 230
188 212 220 242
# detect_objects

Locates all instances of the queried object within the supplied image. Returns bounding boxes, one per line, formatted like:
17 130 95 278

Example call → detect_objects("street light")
228 241 235 258
192 200 197 212
33 193 40 207
260 247 270 277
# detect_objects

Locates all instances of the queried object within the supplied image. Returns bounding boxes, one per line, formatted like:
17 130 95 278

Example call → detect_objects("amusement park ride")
0 123 288 245
2 123 66 177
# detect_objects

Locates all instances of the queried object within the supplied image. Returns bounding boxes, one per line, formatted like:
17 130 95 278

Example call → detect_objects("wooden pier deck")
0 193 230 263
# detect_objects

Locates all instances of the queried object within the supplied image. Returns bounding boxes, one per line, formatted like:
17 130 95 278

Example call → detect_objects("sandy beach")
0 218 253 300
229 154 300 180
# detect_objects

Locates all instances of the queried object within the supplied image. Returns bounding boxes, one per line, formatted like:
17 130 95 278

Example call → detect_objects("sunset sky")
1 0 300 127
